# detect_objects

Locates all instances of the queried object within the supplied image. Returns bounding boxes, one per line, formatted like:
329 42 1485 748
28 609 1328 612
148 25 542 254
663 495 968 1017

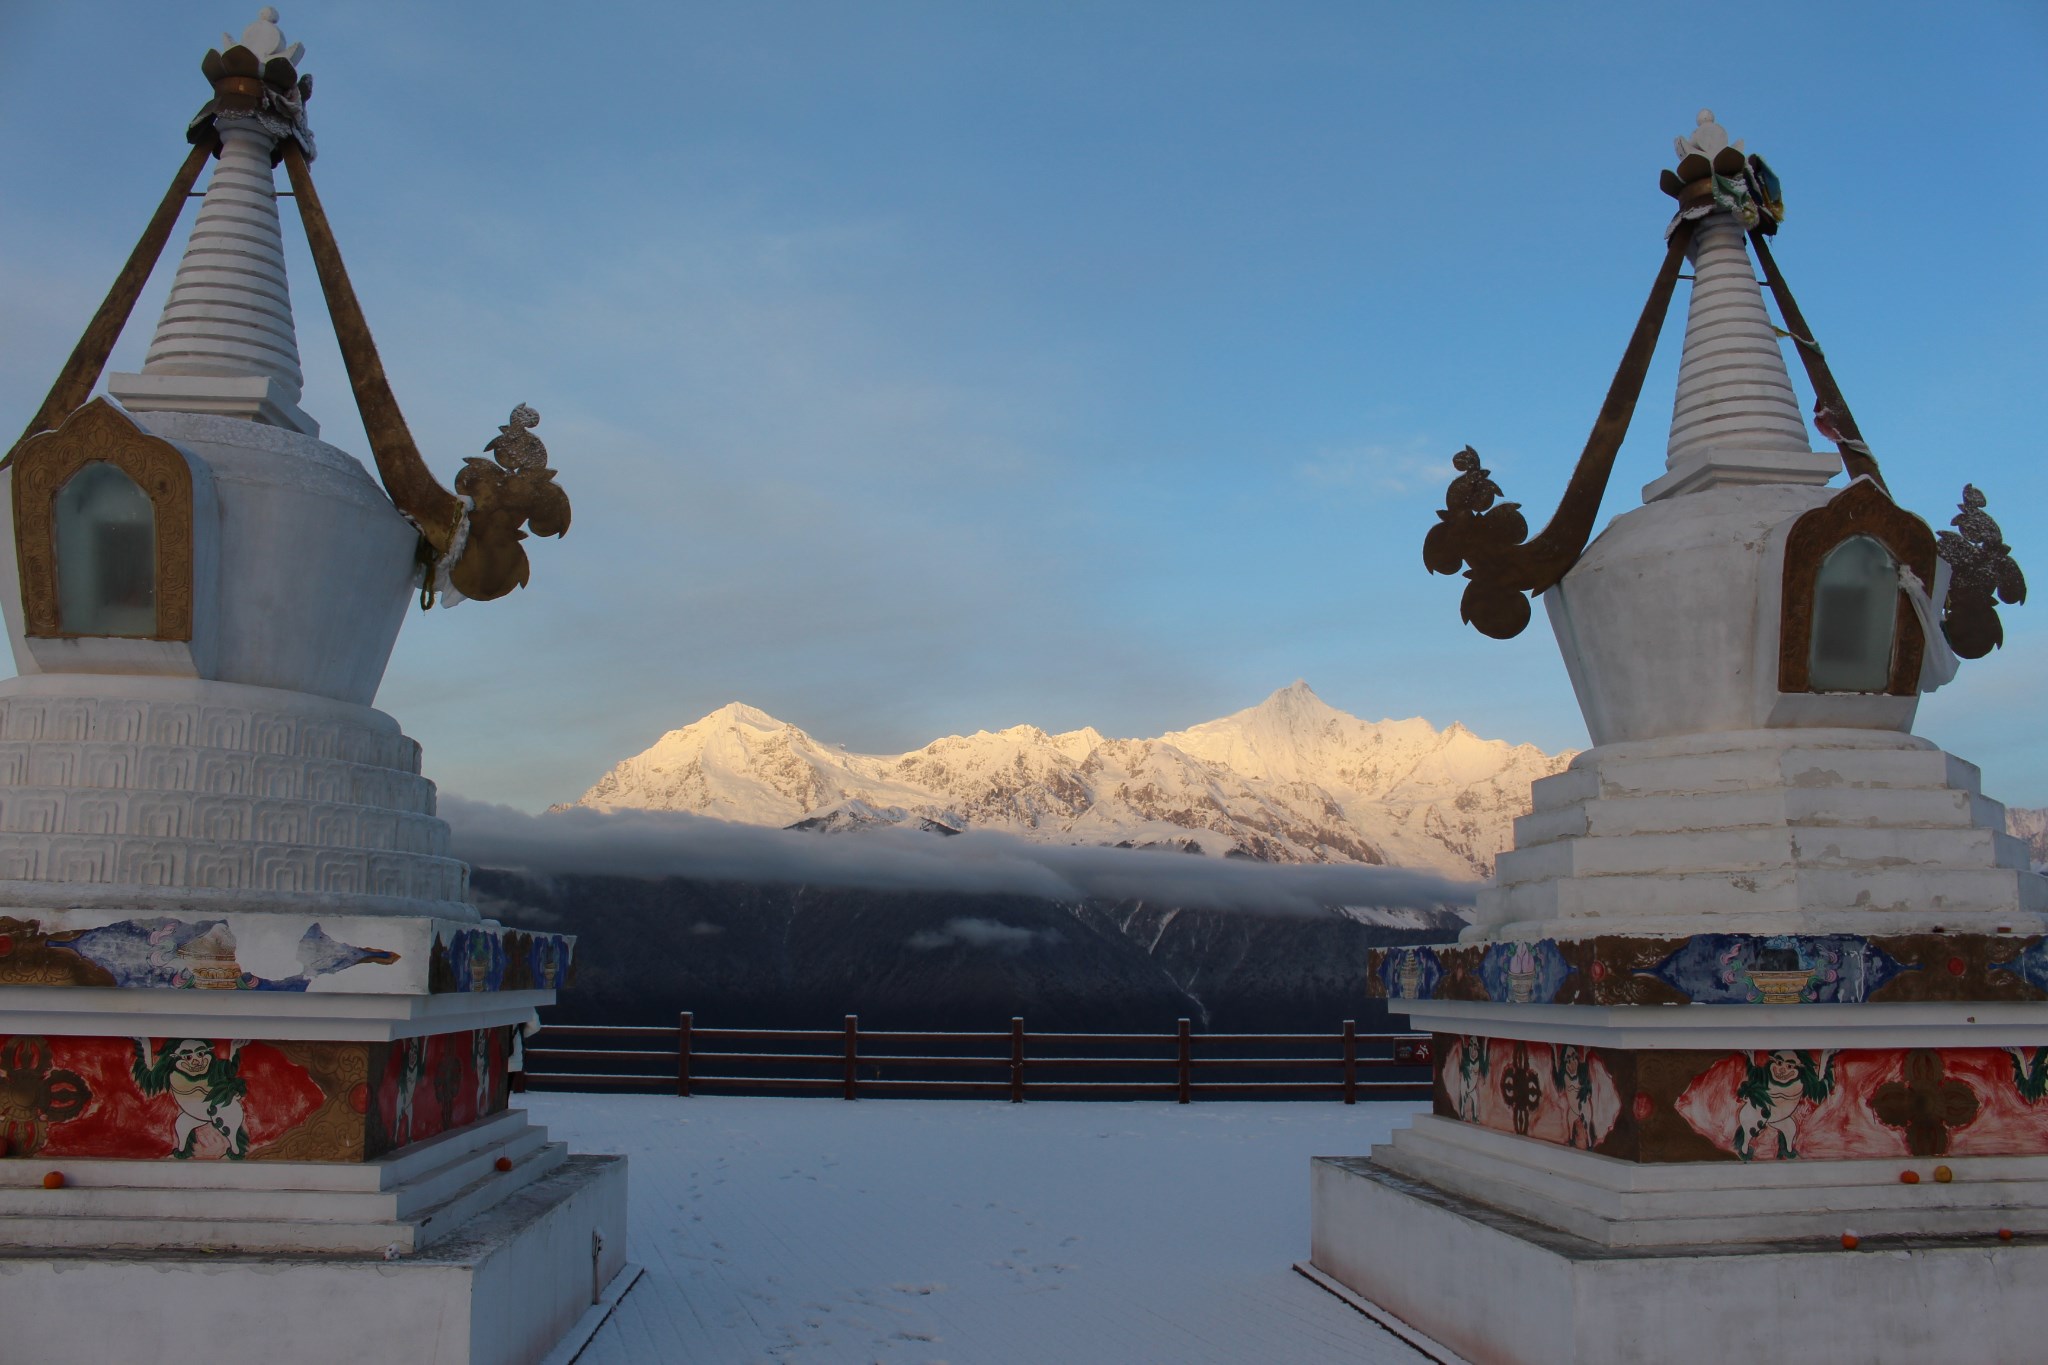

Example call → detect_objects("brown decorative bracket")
3 145 209 469
1937 486 2026 658
277 141 465 555
1422 219 1696 639
1747 228 1886 492
5 28 310 466
279 147 570 605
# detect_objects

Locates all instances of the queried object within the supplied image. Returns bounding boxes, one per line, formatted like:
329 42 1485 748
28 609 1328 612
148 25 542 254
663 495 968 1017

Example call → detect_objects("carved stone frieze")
0 694 420 772
0 690 462 907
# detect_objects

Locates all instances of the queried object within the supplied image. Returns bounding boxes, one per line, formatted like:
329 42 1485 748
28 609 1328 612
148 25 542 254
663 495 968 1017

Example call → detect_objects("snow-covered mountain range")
569 682 1574 878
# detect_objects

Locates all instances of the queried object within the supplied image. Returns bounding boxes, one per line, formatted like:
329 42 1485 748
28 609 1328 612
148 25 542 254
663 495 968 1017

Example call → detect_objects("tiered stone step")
1474 730 2045 938
0 1110 562 1254
1373 1115 2048 1248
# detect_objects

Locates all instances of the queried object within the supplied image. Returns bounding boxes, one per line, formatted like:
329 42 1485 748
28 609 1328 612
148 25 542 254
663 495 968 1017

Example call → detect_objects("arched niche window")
1779 480 1936 696
54 462 157 636
1808 535 1896 692
11 399 194 641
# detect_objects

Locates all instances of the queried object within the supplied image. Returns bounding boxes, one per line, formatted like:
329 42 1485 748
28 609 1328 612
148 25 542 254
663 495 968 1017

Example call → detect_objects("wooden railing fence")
521 1015 1432 1104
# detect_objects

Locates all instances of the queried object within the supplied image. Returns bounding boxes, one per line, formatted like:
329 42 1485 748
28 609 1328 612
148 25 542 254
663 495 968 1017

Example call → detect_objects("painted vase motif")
1505 943 1540 1003
1745 969 1812 1005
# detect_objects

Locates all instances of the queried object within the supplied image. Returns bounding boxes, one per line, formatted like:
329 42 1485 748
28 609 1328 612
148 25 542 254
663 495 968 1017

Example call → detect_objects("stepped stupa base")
1310 1155 2048 1365
0 1151 628 1365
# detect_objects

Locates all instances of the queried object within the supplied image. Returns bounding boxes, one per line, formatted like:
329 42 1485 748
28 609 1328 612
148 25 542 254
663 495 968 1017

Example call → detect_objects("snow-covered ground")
521 1093 1432 1365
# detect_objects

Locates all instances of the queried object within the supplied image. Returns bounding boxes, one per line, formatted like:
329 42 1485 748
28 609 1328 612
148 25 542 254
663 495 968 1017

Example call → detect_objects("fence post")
1176 1018 1191 1104
677 1012 693 1098
1342 1019 1356 1105
843 1015 859 1100
1010 1017 1025 1104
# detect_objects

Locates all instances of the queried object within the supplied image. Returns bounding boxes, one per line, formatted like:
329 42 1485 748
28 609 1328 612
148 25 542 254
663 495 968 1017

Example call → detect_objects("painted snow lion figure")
1733 1048 1836 1160
132 1038 249 1160
1550 1043 1601 1150
1448 1035 1490 1123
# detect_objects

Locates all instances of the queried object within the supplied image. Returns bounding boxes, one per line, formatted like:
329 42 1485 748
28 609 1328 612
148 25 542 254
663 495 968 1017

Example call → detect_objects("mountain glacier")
570 682 1574 878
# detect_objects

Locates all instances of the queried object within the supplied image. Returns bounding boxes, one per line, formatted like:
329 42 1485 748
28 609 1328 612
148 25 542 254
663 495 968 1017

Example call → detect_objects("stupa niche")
1311 112 2048 1365
0 14 624 1365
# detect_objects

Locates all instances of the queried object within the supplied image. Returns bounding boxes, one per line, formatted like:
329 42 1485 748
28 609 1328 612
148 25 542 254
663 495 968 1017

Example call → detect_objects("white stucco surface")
1466 727 2042 940
0 672 477 919
1312 1154 2048 1365
0 1153 626 1365
109 113 317 435
1368 1110 2048 1247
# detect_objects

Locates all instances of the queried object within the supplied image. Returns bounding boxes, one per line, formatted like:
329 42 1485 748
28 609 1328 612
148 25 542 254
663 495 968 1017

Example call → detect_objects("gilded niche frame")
1778 478 1937 696
10 399 194 641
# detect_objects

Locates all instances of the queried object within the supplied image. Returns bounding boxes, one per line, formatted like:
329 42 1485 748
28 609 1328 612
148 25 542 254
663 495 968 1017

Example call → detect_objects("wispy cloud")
1294 438 1451 498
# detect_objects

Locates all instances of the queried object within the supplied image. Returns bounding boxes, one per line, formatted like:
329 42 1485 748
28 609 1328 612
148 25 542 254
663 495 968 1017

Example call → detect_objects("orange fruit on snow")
494 1156 514 1172
1899 1171 1920 1184
1999 1229 2016 1242
41 1171 64 1190
1934 1166 1954 1184
1840 1232 1861 1250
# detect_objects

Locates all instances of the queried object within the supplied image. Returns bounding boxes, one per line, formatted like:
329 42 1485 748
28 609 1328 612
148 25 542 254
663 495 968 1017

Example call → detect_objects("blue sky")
2 2 2044 812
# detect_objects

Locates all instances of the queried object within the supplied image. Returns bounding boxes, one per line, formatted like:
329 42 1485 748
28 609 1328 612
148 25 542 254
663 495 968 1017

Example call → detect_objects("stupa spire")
109 8 317 435
1643 110 1837 500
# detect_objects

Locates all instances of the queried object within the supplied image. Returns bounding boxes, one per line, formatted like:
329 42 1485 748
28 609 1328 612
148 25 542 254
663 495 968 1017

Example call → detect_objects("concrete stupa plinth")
0 14 623 1364
1310 114 2047 1365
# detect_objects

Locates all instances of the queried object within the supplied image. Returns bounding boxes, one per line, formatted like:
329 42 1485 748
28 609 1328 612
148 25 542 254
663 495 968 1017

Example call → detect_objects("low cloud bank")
441 797 1475 917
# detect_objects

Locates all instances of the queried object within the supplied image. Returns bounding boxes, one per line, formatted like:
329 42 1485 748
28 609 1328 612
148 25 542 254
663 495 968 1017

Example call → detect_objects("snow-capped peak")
571 686 1575 878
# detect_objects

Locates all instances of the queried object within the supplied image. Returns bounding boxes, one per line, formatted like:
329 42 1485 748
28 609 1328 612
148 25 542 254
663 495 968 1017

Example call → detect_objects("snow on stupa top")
108 9 318 434
226 7 305 66
1643 109 1840 502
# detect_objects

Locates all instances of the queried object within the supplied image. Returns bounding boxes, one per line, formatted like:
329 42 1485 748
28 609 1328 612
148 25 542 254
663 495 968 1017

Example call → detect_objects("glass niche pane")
1807 534 1897 693
54 461 157 637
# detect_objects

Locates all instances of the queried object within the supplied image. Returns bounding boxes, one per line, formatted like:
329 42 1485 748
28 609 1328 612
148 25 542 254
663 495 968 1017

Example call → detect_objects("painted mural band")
427 925 573 994
0 1027 512 1163
1433 1032 2048 1163
0 911 573 997
1373 930 2048 1008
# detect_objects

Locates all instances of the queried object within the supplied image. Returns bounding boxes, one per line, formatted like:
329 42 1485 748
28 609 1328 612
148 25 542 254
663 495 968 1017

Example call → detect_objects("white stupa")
0 14 623 1364
1311 113 2045 1365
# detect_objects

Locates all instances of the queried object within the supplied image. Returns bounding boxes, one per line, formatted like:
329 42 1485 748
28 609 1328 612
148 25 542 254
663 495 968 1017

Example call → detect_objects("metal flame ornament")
1423 447 1532 639
446 406 572 603
1937 485 2026 659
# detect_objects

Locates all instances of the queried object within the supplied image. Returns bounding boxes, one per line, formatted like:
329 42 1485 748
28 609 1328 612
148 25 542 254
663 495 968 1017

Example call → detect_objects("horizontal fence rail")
521 1015 1433 1104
